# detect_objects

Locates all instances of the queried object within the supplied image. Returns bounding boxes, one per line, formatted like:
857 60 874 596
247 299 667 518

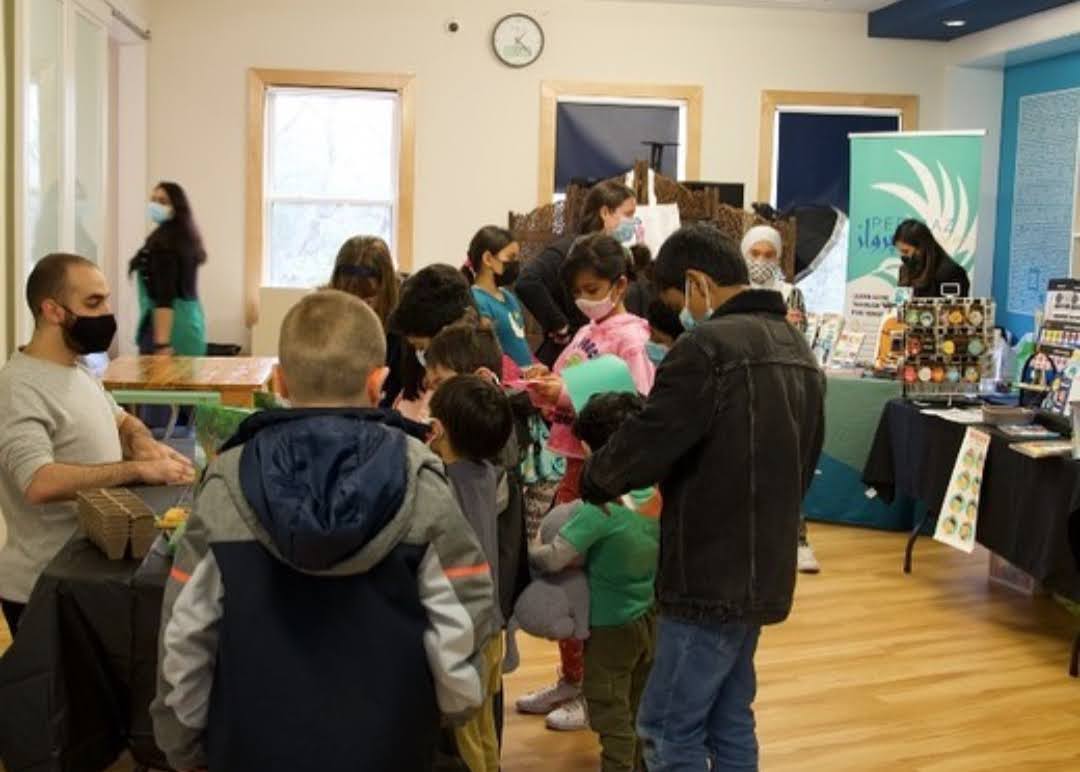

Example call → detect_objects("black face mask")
900 251 923 267
61 307 118 355
495 260 521 287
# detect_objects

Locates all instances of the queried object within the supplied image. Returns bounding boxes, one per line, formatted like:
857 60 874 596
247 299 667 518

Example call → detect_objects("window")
246 70 415 326
539 82 702 205
757 91 918 314
265 87 398 288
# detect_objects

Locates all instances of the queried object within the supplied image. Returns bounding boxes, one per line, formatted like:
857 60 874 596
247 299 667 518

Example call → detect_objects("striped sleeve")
150 483 222 772
415 469 498 723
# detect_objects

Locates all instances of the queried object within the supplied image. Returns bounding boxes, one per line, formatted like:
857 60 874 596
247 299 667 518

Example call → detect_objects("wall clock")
492 13 544 68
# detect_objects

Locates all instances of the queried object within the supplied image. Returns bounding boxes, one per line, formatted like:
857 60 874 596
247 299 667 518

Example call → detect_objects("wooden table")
103 356 277 408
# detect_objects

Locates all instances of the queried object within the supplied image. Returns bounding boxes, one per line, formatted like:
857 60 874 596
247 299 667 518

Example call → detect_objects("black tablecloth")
864 399 1080 600
0 486 187 772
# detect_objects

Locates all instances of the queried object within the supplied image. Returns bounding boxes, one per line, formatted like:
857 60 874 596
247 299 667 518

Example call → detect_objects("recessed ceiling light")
943 19 967 28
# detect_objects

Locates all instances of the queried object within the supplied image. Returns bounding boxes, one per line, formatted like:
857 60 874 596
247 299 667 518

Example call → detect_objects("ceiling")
868 0 1079 41
611 1 1079 42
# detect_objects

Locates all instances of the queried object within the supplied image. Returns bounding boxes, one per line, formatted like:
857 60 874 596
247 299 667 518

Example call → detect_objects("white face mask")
747 258 781 289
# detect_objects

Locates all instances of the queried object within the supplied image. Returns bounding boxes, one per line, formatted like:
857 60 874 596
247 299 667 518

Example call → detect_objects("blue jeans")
637 616 761 772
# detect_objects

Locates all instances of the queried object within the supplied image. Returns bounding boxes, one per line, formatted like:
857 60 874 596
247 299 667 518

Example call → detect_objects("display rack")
900 298 995 400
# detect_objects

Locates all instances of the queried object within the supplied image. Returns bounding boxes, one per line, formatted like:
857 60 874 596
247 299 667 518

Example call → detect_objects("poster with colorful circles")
933 427 990 554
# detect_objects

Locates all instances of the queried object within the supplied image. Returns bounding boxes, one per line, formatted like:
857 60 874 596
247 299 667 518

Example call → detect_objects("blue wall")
993 51 1080 337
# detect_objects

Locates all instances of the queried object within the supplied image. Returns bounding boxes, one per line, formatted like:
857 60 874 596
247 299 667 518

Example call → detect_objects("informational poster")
846 132 985 352
934 427 990 554
1007 88 1080 316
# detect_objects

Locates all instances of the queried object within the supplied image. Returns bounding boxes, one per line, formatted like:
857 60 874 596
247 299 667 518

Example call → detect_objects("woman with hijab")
740 225 820 574
740 225 807 332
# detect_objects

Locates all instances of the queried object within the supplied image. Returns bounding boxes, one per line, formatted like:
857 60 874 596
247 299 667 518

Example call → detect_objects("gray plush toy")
503 502 590 673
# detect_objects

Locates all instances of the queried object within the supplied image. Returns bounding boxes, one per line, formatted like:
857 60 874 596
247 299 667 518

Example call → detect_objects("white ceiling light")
943 19 967 27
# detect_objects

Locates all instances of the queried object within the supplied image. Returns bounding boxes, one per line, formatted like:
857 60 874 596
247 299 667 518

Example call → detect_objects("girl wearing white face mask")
515 233 655 733
517 182 638 368
740 225 807 333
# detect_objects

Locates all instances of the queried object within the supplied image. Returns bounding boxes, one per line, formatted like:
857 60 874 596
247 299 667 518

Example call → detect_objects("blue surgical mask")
645 341 670 366
148 202 173 224
678 306 698 332
612 217 637 245
678 277 711 331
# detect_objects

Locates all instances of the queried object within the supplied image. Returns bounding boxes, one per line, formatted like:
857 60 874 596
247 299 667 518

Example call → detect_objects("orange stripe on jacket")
170 566 192 584
444 563 490 580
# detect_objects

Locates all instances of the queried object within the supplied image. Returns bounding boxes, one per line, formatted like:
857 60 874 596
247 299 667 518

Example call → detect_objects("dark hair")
129 181 206 276
430 375 514 462
572 391 646 451
893 219 950 291
329 236 399 324
578 181 635 235
647 299 684 341
560 233 632 292
26 253 97 321
653 223 748 291
428 323 503 376
464 226 516 284
389 264 477 337
629 244 652 277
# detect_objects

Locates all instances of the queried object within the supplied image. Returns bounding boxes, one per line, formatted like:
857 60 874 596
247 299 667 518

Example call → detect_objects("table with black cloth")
863 398 1080 673
0 486 188 772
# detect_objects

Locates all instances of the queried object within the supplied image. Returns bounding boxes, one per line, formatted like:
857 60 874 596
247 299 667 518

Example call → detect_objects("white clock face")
493 14 544 68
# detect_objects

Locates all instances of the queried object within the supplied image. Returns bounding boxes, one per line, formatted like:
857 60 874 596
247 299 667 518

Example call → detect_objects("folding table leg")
904 509 933 574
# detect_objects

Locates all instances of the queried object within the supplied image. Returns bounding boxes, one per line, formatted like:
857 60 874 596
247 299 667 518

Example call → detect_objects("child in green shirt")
530 392 660 772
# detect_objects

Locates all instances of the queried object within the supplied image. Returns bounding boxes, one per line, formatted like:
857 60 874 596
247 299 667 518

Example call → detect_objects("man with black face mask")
0 253 195 638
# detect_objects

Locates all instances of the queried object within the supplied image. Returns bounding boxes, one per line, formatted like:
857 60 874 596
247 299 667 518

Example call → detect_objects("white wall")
942 64 1003 298
147 0 948 347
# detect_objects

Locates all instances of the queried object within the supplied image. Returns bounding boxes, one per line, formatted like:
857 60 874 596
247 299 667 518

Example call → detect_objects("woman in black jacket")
516 181 638 366
894 219 970 298
129 182 207 356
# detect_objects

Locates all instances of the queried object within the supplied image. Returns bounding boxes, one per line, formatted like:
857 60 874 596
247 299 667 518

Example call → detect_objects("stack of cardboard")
76 489 157 560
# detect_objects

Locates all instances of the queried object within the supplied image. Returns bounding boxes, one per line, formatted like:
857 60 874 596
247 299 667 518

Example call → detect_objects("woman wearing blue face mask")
128 182 208 356
517 181 638 368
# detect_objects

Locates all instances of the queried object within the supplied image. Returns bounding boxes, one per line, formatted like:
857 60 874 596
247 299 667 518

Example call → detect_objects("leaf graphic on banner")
869 256 904 286
872 150 978 271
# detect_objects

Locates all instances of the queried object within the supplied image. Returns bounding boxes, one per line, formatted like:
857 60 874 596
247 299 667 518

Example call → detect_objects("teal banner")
845 132 984 337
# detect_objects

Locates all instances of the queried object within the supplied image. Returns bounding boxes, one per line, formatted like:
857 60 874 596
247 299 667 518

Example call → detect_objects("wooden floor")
3 523 1079 771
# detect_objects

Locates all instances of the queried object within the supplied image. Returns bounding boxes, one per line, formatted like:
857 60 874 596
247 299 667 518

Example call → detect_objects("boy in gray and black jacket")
151 290 497 772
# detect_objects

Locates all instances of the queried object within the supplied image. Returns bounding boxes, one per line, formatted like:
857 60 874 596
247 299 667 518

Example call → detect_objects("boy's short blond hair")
279 289 387 404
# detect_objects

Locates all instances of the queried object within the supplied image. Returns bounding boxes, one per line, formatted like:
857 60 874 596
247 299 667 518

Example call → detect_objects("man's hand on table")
135 455 196 487
130 434 190 465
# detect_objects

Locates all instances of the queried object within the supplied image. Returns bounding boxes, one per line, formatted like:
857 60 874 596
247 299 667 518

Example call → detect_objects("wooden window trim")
244 68 415 328
757 89 919 205
538 80 703 207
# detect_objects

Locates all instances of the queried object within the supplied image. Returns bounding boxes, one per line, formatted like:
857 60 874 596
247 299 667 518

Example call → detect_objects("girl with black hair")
128 182 208 356
463 226 536 369
517 181 638 366
514 233 654 733
893 219 970 298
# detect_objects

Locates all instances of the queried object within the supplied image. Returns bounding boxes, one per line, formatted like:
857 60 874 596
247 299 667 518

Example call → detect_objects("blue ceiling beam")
869 0 1078 42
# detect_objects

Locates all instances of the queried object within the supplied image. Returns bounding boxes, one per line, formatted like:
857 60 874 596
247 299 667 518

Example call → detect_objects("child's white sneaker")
545 695 589 731
798 544 821 574
515 678 581 715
